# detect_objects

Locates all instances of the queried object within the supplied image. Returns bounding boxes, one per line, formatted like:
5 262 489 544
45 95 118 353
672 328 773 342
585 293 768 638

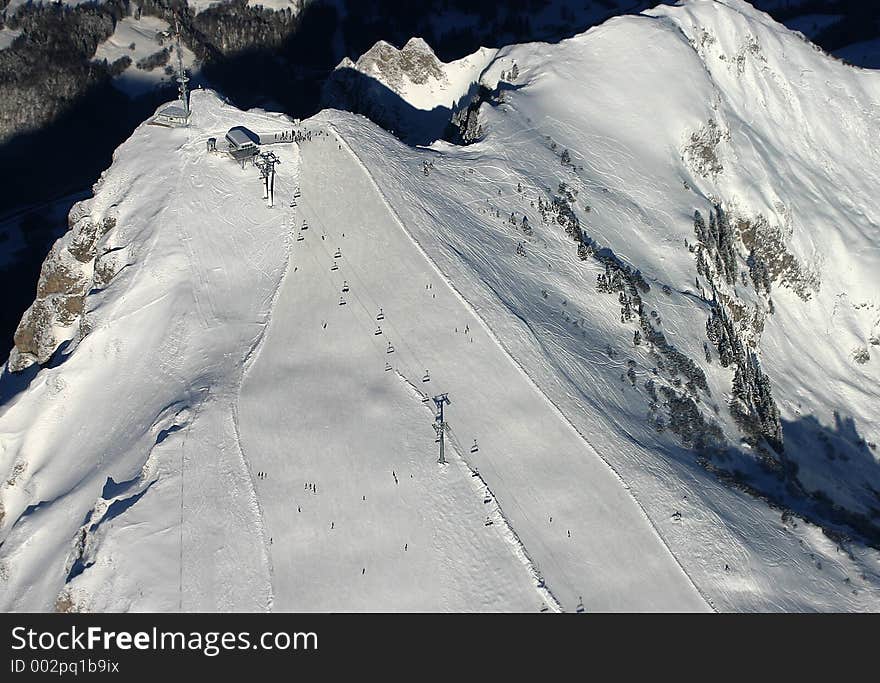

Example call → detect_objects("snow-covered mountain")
323 36 497 143
1 0 879 612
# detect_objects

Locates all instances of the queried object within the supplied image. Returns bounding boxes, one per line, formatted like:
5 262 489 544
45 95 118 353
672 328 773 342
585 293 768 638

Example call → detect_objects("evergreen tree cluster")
747 249 772 294
0 2 122 141
730 349 784 456
193 1 301 55
639 308 708 394
658 385 724 453
705 304 738 367
537 185 606 263
693 206 738 285
705 299 783 454
136 47 171 71
500 62 519 82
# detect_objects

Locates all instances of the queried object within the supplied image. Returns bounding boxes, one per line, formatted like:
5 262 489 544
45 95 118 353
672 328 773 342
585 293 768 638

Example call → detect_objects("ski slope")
237 127 708 611
313 0 880 610
0 93 301 611
2 0 880 613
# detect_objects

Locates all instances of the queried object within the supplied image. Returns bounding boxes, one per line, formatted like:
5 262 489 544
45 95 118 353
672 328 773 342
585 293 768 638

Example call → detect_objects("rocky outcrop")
323 37 455 143
8 203 118 372
336 37 447 96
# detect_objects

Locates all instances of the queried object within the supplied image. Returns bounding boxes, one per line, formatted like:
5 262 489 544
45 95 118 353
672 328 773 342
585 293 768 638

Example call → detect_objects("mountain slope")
237 124 708 611
314 0 880 608
2 0 880 612
0 93 300 610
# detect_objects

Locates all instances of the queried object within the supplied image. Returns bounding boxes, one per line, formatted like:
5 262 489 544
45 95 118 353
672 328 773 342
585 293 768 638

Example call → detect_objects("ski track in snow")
393 368 564 612
237 131 556 611
232 121 709 611
329 123 712 611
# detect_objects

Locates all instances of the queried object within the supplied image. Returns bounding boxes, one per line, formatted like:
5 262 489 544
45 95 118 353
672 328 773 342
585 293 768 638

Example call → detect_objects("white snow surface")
0 27 22 51
92 16 198 98
2 0 880 612
245 0 305 11
0 93 296 611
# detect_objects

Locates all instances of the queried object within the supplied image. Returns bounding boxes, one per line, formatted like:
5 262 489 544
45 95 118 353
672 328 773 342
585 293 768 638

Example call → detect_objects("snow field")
237 124 709 611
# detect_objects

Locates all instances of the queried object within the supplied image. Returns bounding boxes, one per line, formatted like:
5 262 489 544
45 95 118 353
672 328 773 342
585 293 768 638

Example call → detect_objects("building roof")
226 126 258 148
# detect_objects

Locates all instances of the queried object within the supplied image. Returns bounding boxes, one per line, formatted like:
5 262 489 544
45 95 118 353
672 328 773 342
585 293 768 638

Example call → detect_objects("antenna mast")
175 20 189 115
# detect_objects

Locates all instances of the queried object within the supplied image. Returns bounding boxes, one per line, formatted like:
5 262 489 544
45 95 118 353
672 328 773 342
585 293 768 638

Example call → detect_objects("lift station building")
225 126 259 162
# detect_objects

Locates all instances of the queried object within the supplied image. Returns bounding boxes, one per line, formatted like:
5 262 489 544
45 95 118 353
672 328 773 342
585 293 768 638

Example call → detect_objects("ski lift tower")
254 151 281 207
432 393 450 464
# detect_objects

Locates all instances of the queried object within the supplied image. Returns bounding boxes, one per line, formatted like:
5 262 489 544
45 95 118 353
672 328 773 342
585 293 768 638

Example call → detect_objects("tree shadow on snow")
686 412 880 551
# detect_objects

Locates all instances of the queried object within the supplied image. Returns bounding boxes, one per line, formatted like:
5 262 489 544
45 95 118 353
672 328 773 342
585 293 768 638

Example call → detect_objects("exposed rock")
344 37 447 95
736 211 819 301
852 347 870 364
683 118 728 178
8 201 117 372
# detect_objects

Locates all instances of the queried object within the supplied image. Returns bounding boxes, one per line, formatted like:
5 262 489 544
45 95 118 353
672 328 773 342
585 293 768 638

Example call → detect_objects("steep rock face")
8 202 118 372
336 37 448 96
322 36 496 143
